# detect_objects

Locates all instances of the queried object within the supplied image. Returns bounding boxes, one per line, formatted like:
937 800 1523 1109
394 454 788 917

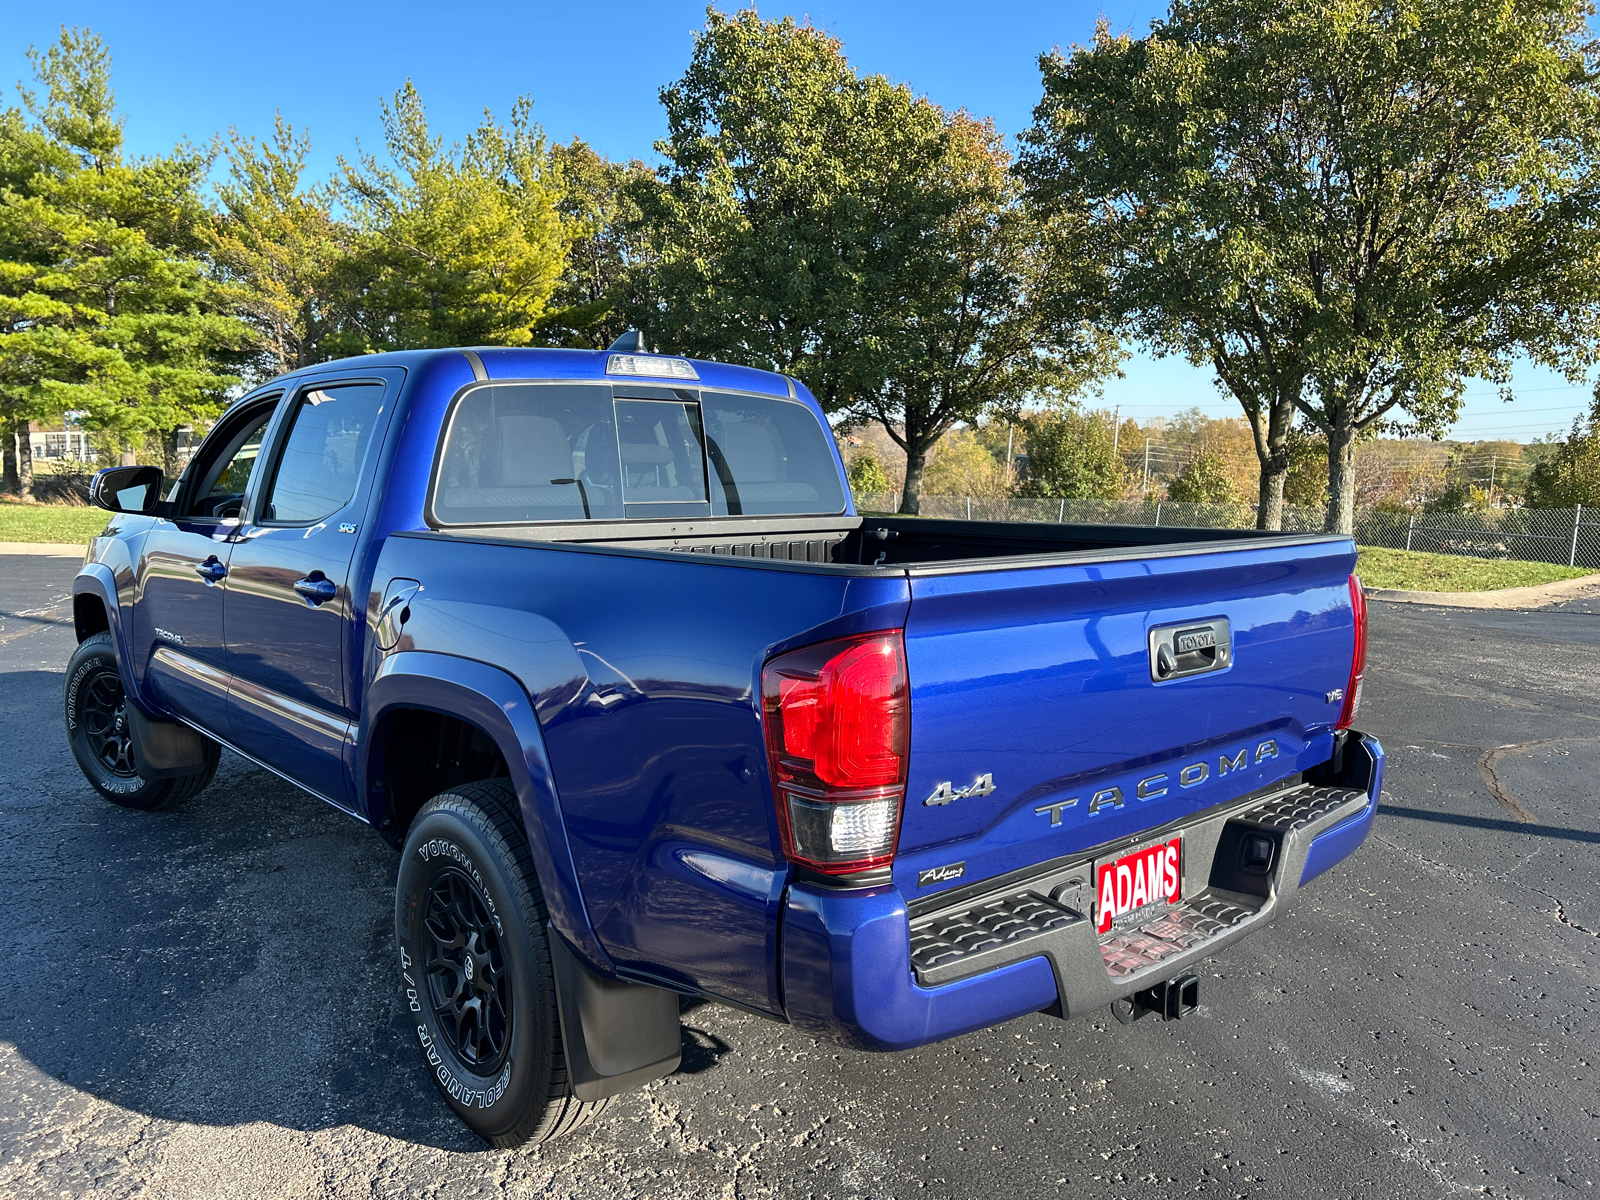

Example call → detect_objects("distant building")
24 416 94 465
21 418 205 468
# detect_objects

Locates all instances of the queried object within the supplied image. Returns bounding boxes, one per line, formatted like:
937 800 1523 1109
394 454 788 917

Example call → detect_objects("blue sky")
3 0 1592 441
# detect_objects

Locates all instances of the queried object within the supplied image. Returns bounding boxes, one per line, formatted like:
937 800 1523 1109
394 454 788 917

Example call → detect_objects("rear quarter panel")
370 533 908 1014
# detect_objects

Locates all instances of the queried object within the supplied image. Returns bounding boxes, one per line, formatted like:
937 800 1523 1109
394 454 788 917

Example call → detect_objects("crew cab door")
223 373 395 806
135 394 279 732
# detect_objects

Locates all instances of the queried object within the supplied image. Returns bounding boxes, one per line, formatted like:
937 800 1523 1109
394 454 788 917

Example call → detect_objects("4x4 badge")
924 773 996 807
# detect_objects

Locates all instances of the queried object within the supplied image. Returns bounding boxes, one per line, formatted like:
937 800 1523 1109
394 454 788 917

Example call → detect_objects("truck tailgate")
894 536 1358 900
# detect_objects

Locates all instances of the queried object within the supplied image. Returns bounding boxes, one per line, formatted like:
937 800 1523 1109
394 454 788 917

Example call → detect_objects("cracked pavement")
0 553 1595 1199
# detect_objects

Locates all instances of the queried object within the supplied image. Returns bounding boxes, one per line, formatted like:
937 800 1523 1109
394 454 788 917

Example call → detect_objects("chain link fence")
855 494 1600 570
1352 506 1600 569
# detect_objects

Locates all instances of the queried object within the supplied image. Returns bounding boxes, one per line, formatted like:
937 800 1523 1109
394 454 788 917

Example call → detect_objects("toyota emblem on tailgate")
1149 617 1232 681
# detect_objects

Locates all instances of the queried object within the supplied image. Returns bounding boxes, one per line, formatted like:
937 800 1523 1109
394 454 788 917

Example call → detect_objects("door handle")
293 575 338 605
194 556 227 584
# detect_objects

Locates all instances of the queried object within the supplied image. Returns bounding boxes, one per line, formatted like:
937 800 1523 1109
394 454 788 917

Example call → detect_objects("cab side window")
181 398 278 520
260 383 386 524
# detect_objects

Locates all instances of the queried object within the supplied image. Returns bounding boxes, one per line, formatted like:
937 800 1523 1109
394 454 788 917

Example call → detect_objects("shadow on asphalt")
2 666 507 1150
1 659 752 1157
1380 802 1600 842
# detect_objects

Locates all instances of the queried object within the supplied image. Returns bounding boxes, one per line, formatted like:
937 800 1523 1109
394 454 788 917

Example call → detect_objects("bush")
1013 408 1127 500
847 446 892 496
1283 430 1329 508
923 428 1011 498
1526 401 1600 507
1166 451 1240 504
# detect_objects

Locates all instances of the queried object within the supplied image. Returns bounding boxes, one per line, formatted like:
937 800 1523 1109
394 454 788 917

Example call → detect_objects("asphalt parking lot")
0 551 1595 1200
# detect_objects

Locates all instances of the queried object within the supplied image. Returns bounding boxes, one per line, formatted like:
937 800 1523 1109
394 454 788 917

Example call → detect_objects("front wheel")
63 632 220 811
395 780 610 1146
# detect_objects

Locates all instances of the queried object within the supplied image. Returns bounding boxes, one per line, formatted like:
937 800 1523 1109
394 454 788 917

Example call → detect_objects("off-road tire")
64 632 221 811
395 779 611 1146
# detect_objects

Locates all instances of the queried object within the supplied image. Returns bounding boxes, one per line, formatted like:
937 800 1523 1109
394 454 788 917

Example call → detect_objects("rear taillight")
761 631 908 874
1336 574 1367 730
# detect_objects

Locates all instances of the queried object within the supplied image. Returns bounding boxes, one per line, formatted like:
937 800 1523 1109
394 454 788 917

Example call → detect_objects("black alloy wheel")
80 668 137 777
395 779 612 1146
423 867 512 1073
64 631 221 811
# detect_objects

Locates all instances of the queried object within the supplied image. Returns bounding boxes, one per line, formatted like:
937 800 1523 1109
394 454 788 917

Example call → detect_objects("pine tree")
339 83 571 349
0 27 247 490
213 115 361 377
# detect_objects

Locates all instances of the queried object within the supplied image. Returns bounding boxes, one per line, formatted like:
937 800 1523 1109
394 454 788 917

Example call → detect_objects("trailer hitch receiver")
1111 973 1200 1024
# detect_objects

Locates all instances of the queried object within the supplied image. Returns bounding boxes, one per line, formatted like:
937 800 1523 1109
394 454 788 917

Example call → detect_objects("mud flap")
548 926 682 1102
126 704 210 778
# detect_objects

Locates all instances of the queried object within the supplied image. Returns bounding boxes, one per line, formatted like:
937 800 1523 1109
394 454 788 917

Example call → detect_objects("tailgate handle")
1149 617 1232 682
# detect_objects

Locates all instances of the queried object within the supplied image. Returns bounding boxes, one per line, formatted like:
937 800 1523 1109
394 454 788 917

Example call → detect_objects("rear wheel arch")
367 705 511 846
360 657 609 972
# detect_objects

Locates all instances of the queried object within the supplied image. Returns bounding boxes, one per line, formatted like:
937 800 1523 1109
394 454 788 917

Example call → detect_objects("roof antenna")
608 329 650 354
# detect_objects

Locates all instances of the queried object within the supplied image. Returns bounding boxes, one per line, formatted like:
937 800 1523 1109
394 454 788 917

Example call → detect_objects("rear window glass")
430 383 846 526
701 391 847 517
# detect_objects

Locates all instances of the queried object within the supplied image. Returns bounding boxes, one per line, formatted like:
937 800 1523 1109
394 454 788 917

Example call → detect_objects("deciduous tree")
845 445 892 499
1022 0 1600 534
635 10 1117 512
1166 450 1240 504
340 83 570 349
1013 407 1127 500
535 138 654 348
1527 398 1600 507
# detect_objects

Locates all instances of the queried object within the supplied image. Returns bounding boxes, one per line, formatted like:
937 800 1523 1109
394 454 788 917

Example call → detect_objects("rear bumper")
780 731 1383 1051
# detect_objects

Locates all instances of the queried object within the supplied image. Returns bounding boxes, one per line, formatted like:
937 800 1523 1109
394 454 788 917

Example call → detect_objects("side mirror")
90 465 166 515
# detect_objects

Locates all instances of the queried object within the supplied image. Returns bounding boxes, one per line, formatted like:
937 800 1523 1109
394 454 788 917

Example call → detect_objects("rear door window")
260 383 387 524
432 383 623 524
430 382 847 526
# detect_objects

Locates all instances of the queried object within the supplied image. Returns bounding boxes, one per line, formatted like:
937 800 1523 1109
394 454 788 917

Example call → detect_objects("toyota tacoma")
65 336 1381 1145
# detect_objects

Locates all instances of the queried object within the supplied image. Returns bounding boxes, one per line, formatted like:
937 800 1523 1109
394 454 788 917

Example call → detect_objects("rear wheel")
395 780 611 1146
63 632 219 811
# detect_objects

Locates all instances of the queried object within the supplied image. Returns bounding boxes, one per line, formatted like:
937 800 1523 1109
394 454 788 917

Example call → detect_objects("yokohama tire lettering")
65 661 94 731
416 838 503 934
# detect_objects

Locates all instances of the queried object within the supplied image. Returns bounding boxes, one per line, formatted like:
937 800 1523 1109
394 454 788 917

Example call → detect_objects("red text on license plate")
1096 836 1182 935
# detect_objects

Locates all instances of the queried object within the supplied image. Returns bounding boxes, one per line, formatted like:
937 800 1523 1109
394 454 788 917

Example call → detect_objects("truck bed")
421 514 1342 572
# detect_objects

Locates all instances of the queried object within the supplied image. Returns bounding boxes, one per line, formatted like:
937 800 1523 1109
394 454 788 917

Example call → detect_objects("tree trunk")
899 442 930 515
1324 420 1358 535
15 428 33 501
161 428 183 480
1256 462 1287 530
2 418 19 496
1245 384 1297 531
3 419 34 501
120 441 137 467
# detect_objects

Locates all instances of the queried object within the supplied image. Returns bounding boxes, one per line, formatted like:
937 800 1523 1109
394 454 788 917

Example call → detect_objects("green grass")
0 500 112 545
1357 545 1596 592
1 501 1592 592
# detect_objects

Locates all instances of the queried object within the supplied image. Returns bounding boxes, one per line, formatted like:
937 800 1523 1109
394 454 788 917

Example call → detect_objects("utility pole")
1005 424 1014 482
1489 454 1497 499
1111 406 1121 456
1142 438 1151 495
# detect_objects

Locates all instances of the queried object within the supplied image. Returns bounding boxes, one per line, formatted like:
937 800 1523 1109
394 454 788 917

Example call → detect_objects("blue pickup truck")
65 337 1380 1146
